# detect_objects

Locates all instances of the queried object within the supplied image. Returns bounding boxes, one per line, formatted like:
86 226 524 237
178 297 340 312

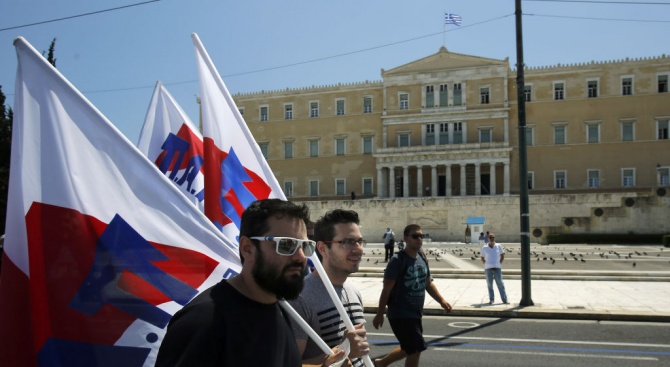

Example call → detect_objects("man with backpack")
373 224 452 367
382 227 395 262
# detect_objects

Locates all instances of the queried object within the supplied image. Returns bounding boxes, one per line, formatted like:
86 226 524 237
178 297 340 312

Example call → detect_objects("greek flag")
445 13 462 26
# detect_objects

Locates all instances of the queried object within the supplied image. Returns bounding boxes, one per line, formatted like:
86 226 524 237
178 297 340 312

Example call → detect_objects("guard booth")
466 217 485 245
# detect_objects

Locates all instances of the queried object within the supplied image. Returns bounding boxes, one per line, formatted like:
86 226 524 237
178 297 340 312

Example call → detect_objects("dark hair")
314 209 360 242
314 209 360 261
239 199 310 262
403 224 421 237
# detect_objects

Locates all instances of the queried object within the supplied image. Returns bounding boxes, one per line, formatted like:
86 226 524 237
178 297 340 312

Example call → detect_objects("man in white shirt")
480 232 509 304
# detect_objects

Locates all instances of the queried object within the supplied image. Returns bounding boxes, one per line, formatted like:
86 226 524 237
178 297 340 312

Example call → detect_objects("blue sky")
1 0 668 142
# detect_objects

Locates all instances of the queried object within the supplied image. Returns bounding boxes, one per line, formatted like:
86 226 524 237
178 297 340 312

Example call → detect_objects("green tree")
0 84 12 235
43 37 57 67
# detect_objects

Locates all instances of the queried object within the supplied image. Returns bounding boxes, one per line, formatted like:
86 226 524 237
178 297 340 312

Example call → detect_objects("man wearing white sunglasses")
290 209 370 367
157 199 346 367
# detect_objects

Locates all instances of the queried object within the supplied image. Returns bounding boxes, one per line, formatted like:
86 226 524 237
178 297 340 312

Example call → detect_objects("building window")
587 80 598 98
659 74 669 93
439 84 448 106
362 136 373 154
260 106 268 122
284 104 293 120
659 167 669 187
554 82 565 100
453 122 463 144
622 77 633 96
309 180 319 197
335 138 346 156
259 142 269 159
335 179 346 196
426 124 435 145
439 123 449 145
363 97 372 113
284 181 293 198
479 128 492 143
525 126 534 146
453 83 462 106
527 172 534 190
480 87 490 104
425 86 434 107
622 168 635 187
554 125 566 145
554 171 567 189
399 93 409 110
658 120 669 140
309 140 319 157
363 178 373 195
284 141 293 159
310 101 319 118
524 85 532 102
588 170 600 188
336 99 345 115
621 121 635 142
398 133 410 147
587 123 600 144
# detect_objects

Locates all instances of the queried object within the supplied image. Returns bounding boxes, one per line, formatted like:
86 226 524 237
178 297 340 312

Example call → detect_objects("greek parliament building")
232 47 670 241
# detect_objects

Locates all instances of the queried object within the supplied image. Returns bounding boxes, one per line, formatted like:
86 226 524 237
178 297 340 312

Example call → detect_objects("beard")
252 247 306 300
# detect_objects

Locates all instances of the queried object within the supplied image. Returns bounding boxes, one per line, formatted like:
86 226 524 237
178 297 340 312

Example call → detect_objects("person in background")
480 231 509 305
373 224 452 367
156 199 345 367
290 209 369 367
383 227 395 262
464 225 471 244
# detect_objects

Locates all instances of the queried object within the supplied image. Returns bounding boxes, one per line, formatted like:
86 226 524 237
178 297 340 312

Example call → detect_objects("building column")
416 166 423 197
402 165 409 198
460 164 466 196
445 164 452 197
377 167 384 198
490 163 497 195
475 163 481 196
504 162 510 196
389 167 396 199
431 165 438 197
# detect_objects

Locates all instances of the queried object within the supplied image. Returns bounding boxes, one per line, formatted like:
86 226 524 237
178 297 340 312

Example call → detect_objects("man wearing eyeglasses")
373 224 452 367
480 232 509 305
156 199 346 367
289 209 370 367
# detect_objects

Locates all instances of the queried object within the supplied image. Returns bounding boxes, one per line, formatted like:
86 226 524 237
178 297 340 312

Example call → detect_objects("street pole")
515 0 534 306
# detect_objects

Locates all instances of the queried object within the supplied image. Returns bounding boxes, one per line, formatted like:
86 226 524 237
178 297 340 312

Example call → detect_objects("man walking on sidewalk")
480 232 509 304
373 224 452 367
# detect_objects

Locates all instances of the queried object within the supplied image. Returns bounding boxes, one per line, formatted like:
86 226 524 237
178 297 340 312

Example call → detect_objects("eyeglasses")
323 239 367 248
410 233 424 239
489 236 495 239
249 236 316 257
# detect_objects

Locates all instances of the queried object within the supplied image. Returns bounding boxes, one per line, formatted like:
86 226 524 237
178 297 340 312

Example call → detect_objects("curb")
362 306 670 323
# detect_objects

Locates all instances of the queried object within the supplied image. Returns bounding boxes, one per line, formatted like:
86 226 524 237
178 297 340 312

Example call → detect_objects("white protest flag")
191 33 373 367
191 33 283 243
137 81 205 211
0 37 241 367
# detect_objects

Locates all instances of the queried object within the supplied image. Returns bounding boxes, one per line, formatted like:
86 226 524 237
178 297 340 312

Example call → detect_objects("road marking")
433 348 659 361
447 321 480 329
367 332 670 349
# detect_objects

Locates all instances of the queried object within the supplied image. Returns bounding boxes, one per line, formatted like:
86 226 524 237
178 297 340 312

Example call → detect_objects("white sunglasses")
249 236 316 257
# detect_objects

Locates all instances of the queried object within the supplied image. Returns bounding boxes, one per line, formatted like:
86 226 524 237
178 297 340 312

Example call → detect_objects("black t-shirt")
155 280 301 367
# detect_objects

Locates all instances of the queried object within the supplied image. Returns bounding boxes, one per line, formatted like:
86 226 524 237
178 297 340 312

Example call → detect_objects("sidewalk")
348 275 670 322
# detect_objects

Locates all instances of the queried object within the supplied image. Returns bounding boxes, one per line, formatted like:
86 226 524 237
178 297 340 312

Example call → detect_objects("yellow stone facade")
233 47 670 201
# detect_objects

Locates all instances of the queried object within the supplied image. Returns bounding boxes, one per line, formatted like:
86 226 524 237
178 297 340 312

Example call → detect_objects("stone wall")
299 189 670 244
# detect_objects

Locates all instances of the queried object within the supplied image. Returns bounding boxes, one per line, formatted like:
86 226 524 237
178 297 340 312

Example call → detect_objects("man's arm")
500 252 505 263
372 278 396 329
426 278 452 312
